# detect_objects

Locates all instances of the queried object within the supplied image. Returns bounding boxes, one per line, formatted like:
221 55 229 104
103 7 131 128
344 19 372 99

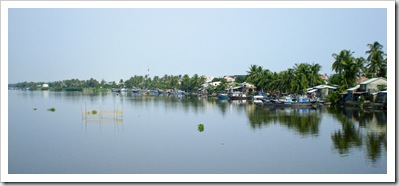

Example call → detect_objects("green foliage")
325 91 340 105
91 110 97 114
214 78 229 92
234 75 246 83
198 123 204 132
366 41 387 78
212 77 223 82
246 62 323 95
331 50 358 89
377 84 387 91
359 95 365 103
48 107 56 112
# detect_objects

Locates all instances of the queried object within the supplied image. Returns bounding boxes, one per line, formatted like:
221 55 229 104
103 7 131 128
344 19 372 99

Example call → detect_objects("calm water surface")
8 90 387 174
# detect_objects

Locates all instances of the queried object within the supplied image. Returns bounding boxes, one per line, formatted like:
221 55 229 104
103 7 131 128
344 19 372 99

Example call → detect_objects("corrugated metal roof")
314 85 337 89
360 77 387 85
347 85 360 91
307 89 317 93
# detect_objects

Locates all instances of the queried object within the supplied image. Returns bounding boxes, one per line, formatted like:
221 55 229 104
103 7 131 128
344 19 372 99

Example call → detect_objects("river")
8 90 387 174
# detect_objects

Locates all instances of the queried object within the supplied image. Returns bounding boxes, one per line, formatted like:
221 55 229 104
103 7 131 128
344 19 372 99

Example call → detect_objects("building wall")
366 79 387 93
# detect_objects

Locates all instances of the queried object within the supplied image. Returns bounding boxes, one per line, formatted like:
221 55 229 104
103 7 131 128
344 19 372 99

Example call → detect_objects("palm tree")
246 65 264 91
291 69 308 95
332 50 356 89
353 57 366 83
309 63 323 87
258 69 273 93
332 50 354 74
366 41 386 78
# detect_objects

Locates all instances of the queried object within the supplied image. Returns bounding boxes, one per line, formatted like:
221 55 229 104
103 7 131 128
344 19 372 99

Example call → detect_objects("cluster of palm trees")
124 74 206 92
246 63 324 95
331 41 387 90
246 41 387 95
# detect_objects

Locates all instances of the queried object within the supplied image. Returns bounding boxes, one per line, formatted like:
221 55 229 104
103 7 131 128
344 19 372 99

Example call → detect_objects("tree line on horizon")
9 41 387 95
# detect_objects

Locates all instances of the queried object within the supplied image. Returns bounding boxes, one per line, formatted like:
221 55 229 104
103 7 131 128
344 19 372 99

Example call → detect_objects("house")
41 83 49 90
223 76 235 83
345 85 360 101
356 75 369 84
375 90 387 104
205 76 214 83
320 74 329 84
227 82 256 94
358 77 387 93
346 77 387 101
307 84 337 100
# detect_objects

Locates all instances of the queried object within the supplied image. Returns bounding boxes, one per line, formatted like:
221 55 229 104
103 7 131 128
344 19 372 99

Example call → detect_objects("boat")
144 89 159 96
132 89 141 93
228 92 249 100
111 88 128 93
111 88 121 93
217 93 230 101
252 93 266 103
263 96 318 109
252 95 264 103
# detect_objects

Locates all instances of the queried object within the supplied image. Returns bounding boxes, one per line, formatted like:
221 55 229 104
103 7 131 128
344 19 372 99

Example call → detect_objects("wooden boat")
228 92 249 100
263 96 318 109
252 95 265 104
217 93 230 100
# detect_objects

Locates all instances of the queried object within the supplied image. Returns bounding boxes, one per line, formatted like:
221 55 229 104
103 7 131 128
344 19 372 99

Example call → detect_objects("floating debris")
48 107 56 112
91 110 97 115
198 123 204 132
33 108 37 111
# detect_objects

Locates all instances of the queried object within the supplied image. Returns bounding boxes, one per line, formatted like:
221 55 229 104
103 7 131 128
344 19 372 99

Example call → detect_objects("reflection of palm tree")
216 101 228 116
366 133 386 162
331 121 362 154
246 108 321 136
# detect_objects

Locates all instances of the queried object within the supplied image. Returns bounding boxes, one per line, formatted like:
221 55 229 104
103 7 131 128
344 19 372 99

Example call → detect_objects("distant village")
9 41 387 109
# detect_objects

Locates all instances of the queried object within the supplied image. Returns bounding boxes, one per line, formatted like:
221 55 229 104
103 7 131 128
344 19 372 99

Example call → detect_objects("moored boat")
263 96 318 109
228 92 249 100
132 89 141 93
217 93 230 100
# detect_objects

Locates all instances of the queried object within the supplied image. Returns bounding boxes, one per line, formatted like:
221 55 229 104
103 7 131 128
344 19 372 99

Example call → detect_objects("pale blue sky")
8 8 387 83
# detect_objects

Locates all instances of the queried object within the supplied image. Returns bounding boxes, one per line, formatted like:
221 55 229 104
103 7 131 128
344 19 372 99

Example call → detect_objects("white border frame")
1 0 395 183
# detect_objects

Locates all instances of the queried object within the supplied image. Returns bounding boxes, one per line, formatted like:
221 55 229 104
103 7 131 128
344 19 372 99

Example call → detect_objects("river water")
8 90 387 174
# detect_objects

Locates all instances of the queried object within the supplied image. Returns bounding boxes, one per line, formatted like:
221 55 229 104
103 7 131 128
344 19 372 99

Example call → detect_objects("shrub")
359 95 365 103
326 91 340 105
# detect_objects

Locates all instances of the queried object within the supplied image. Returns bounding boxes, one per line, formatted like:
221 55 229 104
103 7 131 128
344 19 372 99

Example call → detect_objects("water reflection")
246 107 322 136
331 120 363 154
9 91 387 173
327 107 387 162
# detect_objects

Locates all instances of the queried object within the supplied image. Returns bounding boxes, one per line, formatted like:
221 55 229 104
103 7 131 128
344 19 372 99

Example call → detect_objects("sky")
8 8 387 83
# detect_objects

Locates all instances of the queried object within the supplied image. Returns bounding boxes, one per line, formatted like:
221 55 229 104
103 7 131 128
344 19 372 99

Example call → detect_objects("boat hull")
217 94 230 100
263 102 318 109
